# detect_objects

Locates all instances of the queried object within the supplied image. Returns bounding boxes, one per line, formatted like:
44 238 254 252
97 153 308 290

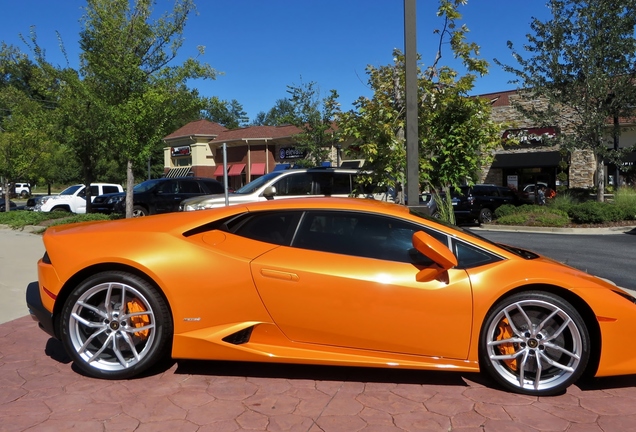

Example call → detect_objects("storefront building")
163 120 347 190
480 90 636 191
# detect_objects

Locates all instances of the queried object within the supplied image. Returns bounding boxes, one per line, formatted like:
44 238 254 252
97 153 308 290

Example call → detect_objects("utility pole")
404 0 419 206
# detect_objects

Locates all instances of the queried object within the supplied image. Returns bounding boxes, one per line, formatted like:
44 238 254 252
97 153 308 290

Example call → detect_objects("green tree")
251 98 295 126
338 0 499 213
287 81 340 167
0 44 58 208
495 0 636 201
202 96 248 129
79 0 217 216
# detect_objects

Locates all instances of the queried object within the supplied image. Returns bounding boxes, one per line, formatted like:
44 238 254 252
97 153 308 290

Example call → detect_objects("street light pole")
404 0 419 206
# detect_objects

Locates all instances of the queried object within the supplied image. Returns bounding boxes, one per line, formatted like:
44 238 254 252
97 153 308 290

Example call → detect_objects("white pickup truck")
34 183 123 214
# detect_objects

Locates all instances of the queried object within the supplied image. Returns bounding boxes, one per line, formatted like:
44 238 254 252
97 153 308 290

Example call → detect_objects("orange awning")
228 163 246 176
250 163 266 175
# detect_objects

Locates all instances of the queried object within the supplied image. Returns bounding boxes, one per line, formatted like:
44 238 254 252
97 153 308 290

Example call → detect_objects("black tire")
478 207 493 223
60 271 172 379
132 205 148 217
20 190 28 198
479 291 590 396
52 206 70 212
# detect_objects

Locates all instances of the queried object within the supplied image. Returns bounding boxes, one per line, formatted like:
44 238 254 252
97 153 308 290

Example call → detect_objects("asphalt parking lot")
3 227 636 431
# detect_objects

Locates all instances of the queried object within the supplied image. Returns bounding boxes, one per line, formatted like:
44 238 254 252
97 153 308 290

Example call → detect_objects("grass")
0 211 119 232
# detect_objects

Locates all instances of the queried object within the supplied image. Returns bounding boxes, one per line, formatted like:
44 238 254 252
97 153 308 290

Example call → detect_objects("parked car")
13 182 31 198
34 183 124 214
0 198 17 211
451 184 519 224
519 182 555 204
27 197 636 396
92 177 223 217
180 167 391 211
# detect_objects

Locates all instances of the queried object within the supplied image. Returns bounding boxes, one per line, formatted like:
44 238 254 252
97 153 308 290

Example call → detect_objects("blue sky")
0 1 551 122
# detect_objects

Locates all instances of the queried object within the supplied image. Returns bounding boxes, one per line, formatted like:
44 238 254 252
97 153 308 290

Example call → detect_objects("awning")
250 163 266 175
228 163 246 176
273 164 290 171
165 167 192 178
213 164 226 176
491 151 562 169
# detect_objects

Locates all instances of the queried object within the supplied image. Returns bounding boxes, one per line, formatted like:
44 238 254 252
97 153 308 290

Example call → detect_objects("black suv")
92 177 224 217
451 184 518 224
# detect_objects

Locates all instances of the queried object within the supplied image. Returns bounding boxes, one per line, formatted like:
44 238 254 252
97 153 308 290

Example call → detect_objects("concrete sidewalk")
0 228 44 325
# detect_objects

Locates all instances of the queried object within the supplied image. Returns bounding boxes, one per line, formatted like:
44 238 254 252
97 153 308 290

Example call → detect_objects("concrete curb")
473 223 636 235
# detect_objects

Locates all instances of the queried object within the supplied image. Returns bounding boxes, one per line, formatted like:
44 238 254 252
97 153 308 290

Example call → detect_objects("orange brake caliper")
496 318 518 371
127 299 150 338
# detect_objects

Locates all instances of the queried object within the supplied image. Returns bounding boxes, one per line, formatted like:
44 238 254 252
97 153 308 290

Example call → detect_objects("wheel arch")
52 262 172 339
51 204 71 212
479 283 601 378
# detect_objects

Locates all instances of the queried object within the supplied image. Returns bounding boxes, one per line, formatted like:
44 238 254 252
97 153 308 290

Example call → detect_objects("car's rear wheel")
479 291 590 396
60 271 172 379
478 208 493 223
132 205 148 217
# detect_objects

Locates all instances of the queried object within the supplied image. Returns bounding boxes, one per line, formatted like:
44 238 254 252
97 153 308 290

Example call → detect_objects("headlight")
107 196 125 205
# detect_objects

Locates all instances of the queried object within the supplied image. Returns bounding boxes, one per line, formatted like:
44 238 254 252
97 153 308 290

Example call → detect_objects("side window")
274 173 312 196
204 180 224 194
102 186 120 194
293 211 444 264
89 186 99 196
453 240 500 269
157 180 177 194
331 173 353 195
179 180 202 194
231 211 301 245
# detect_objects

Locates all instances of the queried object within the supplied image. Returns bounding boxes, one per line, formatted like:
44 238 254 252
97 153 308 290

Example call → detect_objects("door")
153 180 179 213
250 211 473 359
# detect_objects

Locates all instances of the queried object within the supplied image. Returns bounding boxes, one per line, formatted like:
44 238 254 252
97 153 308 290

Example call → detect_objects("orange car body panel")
35 197 636 377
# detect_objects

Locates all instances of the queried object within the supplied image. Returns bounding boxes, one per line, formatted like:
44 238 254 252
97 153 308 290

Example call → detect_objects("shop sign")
502 127 558 148
171 146 191 157
280 147 306 160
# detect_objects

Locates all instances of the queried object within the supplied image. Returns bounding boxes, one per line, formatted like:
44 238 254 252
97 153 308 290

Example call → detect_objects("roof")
163 120 227 140
211 124 302 143
476 90 518 107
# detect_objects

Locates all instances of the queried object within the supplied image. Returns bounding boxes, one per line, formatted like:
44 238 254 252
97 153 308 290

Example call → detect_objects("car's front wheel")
479 291 590 396
132 205 148 217
60 271 172 379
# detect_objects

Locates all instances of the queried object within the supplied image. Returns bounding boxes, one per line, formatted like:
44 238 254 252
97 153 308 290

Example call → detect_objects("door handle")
261 269 299 282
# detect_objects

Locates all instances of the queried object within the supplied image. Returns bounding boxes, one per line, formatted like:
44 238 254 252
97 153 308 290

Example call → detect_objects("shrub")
614 187 636 220
496 214 528 225
496 206 570 227
548 192 579 214
568 201 624 224
494 204 517 218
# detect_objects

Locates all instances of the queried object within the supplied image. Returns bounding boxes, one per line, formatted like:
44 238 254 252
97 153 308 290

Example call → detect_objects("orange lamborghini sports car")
26 198 636 396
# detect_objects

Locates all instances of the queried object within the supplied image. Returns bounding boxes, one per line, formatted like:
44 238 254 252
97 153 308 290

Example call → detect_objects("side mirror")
262 186 277 200
412 231 458 282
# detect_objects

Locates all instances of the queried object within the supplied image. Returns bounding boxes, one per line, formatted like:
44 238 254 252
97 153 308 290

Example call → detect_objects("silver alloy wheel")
68 282 156 372
484 299 583 393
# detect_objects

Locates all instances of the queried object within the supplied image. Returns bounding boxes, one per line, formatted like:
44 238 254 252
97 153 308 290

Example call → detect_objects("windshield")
60 185 83 195
234 171 285 194
408 208 539 260
133 179 162 193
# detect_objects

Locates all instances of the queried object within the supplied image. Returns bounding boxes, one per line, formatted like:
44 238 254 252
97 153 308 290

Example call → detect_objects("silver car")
180 167 392 211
